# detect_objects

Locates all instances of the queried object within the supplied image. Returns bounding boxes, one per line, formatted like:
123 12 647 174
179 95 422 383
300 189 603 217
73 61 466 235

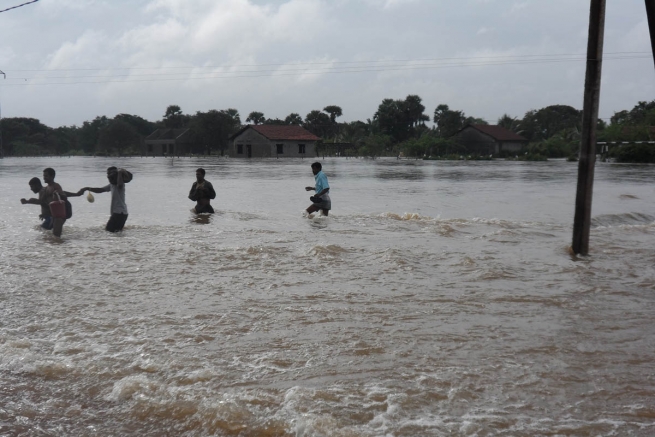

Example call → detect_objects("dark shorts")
106 213 128 233
312 198 332 211
195 204 215 214
41 216 54 230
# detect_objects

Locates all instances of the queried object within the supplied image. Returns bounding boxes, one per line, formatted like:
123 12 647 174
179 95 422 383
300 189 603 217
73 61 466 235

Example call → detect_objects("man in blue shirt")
305 162 331 217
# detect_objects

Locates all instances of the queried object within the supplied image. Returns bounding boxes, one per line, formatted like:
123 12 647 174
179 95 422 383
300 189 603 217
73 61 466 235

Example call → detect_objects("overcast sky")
0 0 653 127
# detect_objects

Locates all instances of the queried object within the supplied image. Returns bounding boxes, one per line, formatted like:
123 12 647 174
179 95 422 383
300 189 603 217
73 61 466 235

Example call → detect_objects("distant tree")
404 95 430 127
264 118 287 125
78 116 110 153
246 111 265 125
610 100 655 126
519 105 582 141
433 104 467 138
323 105 343 123
497 114 519 131
374 95 429 143
284 113 303 125
115 113 157 137
163 105 187 128
98 119 141 155
610 110 630 126
322 105 343 139
304 110 331 137
224 108 241 125
374 99 410 142
0 117 59 156
52 126 79 155
189 109 242 155
339 121 370 150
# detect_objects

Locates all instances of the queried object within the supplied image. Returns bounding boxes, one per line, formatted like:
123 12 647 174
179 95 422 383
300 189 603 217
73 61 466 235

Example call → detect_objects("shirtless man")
20 177 52 229
188 168 216 214
42 168 66 237
21 176 81 233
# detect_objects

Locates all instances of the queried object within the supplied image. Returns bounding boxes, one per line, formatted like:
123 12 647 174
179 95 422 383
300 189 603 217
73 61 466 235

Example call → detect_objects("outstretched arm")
80 186 110 194
21 197 40 205
63 190 82 197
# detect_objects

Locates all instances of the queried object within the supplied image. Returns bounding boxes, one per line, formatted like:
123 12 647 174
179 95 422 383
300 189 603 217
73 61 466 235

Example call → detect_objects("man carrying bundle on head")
78 166 130 233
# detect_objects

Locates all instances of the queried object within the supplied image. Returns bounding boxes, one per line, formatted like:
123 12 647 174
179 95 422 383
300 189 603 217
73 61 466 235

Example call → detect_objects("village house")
454 124 528 155
228 125 319 158
144 128 192 156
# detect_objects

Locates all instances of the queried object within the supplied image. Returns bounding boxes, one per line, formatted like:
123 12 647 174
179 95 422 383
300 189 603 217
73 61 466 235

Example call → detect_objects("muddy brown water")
1 157 654 436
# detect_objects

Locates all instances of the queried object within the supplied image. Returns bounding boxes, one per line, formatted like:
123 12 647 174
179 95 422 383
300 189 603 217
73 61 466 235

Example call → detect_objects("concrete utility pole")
646 0 655 69
572 0 606 255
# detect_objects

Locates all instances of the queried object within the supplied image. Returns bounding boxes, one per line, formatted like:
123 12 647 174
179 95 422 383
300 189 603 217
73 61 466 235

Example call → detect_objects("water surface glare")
1 157 654 436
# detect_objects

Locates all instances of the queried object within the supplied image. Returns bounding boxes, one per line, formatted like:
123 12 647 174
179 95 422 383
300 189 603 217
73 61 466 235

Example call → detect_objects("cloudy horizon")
0 0 653 128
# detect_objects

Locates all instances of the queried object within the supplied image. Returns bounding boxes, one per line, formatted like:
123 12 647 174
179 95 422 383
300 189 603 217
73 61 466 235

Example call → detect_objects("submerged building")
454 124 528 155
144 128 193 156
228 125 320 158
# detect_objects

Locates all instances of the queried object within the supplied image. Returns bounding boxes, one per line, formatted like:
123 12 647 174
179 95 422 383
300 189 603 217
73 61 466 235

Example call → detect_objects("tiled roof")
234 125 320 141
145 128 189 141
468 124 527 142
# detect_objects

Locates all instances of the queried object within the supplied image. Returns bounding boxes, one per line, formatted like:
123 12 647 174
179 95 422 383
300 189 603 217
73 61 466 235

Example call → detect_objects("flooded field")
1 157 654 436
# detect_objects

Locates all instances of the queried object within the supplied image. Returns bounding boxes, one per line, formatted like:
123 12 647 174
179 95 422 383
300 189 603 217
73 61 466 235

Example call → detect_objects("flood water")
1 156 654 436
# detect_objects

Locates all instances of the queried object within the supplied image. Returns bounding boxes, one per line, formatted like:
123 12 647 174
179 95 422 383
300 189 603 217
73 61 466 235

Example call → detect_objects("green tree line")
2 97 654 162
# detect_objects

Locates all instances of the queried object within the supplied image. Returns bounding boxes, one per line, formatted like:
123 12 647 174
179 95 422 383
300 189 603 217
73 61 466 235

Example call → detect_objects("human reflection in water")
189 168 216 214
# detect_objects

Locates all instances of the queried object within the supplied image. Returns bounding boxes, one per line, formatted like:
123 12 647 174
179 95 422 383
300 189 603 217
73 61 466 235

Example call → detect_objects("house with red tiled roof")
228 125 320 158
454 124 528 155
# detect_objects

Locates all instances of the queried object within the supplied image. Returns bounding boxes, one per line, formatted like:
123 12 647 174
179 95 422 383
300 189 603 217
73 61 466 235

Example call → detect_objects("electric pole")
646 0 655 69
572 0 606 255
0 70 5 159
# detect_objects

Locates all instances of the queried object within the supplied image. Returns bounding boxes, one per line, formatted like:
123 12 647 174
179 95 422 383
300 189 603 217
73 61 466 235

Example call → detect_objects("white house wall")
230 128 316 158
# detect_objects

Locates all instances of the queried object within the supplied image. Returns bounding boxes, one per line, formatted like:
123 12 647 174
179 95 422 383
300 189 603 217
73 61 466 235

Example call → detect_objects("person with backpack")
78 166 131 233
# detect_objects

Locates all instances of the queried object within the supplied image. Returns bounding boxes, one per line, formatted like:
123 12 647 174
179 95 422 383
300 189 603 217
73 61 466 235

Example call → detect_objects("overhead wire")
0 0 39 14
4 51 650 73
0 52 651 86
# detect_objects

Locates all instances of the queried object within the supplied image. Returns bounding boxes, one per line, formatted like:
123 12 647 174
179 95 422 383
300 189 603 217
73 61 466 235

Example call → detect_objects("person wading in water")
188 168 216 214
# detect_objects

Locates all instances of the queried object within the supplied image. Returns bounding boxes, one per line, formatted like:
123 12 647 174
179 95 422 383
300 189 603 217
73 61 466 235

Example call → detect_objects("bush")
528 137 577 158
10 141 47 156
610 143 655 163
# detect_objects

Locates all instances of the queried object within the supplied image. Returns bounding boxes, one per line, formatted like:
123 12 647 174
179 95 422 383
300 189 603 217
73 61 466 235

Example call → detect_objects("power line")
0 0 39 13
3 54 649 80
4 51 651 73
0 54 650 86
